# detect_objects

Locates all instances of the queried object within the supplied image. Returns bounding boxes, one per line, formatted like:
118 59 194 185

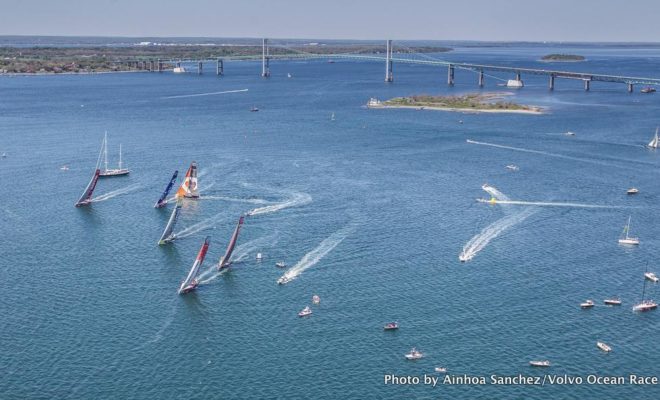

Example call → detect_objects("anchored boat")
618 216 639 245
217 215 245 270
176 162 199 199
597 341 612 352
604 297 622 306
178 237 210 294
405 348 423 360
99 132 129 177
154 170 178 208
158 198 183 245
529 360 551 367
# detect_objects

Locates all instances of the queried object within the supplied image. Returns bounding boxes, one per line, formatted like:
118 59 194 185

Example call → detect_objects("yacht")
627 188 639 195
529 360 551 367
604 297 622 306
597 341 612 352
287 73 292 78
1 152 6 158
405 348 423 360
644 272 659 283
298 306 312 317
618 216 639 245
580 300 595 309
312 295 321 304
434 367 447 373
383 322 399 331
506 79 524 88
173 66 186 73
641 87 656 93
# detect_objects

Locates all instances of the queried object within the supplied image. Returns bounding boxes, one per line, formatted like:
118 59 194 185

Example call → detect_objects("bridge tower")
447 64 455 86
216 58 224 76
385 40 393 82
262 38 271 77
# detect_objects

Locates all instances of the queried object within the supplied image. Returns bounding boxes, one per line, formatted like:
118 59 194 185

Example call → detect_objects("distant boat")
618 216 639 245
60 165 69 171
384 322 399 331
176 162 199 199
178 237 210 294
641 87 656 93
250 106 259 112
564 131 576 136
74 136 104 207
154 170 179 208
647 127 659 149
327 60 335 64
173 66 186 73
330 112 335 121
506 79 524 88
298 306 312 317
506 164 519 171
634 269 658 312
645 271 659 283
405 348 423 360
434 367 447 373
312 295 320 304
1 152 6 158
366 98 382 108
580 299 595 309
217 215 245 270
157 198 183 245
275 261 287 268
529 360 551 367
99 133 129 177
256 252 263 261
604 297 622 306
627 188 639 195
597 341 612 352
287 73 292 78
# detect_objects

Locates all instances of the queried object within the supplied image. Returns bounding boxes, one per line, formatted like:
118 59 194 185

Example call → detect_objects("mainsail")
154 170 179 208
74 135 104 207
648 127 659 149
178 236 210 294
158 198 183 245
218 215 245 270
176 161 199 199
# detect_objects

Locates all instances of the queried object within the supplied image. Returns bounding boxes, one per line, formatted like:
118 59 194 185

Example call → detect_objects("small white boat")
250 106 259 112
1 152 6 158
597 341 612 352
173 66 186 73
256 252 262 260
298 306 312 317
367 98 382 108
287 73 292 78
330 112 335 121
627 188 639 195
645 272 659 282
604 297 622 306
277 276 292 285
529 360 551 367
506 164 519 171
434 367 447 373
648 127 659 149
60 165 70 171
275 261 287 268
618 216 639 245
506 79 524 88
405 347 423 360
580 300 594 309
564 131 576 136
312 295 320 304
383 322 399 331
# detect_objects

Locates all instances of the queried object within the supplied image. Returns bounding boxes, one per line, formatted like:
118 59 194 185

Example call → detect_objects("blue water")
2 45 660 399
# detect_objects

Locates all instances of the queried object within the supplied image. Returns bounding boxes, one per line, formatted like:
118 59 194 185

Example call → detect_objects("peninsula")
369 93 543 114
541 54 585 62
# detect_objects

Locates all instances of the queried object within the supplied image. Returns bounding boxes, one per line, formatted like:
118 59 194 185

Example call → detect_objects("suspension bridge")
120 39 660 92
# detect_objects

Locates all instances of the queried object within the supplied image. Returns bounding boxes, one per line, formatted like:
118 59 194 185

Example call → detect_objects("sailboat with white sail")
178 236 210 294
648 127 659 149
99 132 130 177
218 215 245 270
74 136 104 207
158 198 183 245
154 170 178 208
633 267 657 312
618 216 639 245
176 161 199 199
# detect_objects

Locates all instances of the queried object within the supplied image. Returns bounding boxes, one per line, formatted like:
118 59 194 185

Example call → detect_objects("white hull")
597 342 612 352
618 238 639 245
100 168 130 177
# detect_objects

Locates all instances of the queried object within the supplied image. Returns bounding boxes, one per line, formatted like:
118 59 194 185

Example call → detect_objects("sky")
1 0 658 42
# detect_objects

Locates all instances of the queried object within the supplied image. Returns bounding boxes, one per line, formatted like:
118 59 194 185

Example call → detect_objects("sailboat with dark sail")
74 136 104 207
154 170 178 208
158 198 183 245
178 237 210 294
218 215 245 270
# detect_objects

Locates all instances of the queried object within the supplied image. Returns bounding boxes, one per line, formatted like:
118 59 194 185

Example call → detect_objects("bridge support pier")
515 72 521 81
198 61 203 75
262 38 271 77
628 83 633 93
447 64 454 86
150 60 154 71
216 59 224 76
584 79 590 91
549 74 554 90
478 70 484 87
158 60 163 72
176 62 181 69
385 39 393 82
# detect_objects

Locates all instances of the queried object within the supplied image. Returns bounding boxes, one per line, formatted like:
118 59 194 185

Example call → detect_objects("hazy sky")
1 0 658 42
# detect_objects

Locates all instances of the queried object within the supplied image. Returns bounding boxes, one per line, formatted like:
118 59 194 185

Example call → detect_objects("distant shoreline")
371 104 544 115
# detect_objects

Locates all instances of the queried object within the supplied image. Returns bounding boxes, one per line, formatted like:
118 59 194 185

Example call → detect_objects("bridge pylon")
385 40 393 82
262 38 271 77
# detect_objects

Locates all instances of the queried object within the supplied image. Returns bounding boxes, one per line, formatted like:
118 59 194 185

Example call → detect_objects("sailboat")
633 267 657 312
157 198 183 245
178 237 210 294
154 170 178 208
618 216 639 245
647 127 659 149
99 132 130 177
176 162 199 199
74 136 104 207
330 112 335 121
217 215 245 270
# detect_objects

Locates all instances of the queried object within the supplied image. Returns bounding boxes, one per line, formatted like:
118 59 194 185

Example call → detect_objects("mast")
103 131 108 172
155 170 179 208
627 216 632 239
176 161 199 199
218 215 245 270
158 198 183 244
178 236 210 294
119 144 123 170
75 136 105 207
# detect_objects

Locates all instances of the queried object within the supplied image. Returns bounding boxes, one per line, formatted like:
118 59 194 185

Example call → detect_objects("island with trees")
540 54 585 62
368 93 543 114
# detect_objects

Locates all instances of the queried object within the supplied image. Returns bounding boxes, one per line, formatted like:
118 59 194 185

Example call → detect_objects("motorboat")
275 261 287 268
60 165 70 171
298 306 312 317
618 216 639 245
277 276 292 285
564 131 576 136
383 322 399 331
645 272 659 283
312 295 321 304
506 79 524 88
627 188 639 195
641 87 656 93
434 367 447 373
366 98 382 108
597 341 612 352
405 348 423 360
604 297 622 306
580 300 594 309
256 252 263 261
506 164 519 171
250 106 259 112
529 360 551 367
173 66 186 73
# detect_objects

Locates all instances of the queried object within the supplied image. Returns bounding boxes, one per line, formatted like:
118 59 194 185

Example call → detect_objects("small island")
541 54 585 62
368 93 543 114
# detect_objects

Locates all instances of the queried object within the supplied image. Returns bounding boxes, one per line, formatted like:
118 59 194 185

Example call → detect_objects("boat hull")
99 169 130 177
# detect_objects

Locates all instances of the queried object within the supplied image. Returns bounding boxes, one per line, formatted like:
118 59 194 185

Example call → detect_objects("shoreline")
0 70 152 77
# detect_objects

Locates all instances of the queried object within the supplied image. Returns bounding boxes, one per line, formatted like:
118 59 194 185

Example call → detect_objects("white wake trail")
200 195 272 205
482 184 510 202
92 184 141 202
173 213 223 239
476 199 628 209
278 225 354 284
247 192 312 216
161 88 249 99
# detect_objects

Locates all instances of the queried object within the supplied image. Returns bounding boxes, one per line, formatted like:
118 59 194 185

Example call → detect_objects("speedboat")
641 87 656 93
580 300 595 309
275 261 287 268
277 276 291 285
405 347 423 360
250 107 259 112
645 272 659 282
529 360 551 367
604 297 622 306
256 252 262 261
383 322 399 331
633 300 657 312
597 341 612 352
312 295 321 304
298 306 312 317
434 367 447 373
506 164 519 171
458 254 468 262
564 131 576 136
627 188 639 195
